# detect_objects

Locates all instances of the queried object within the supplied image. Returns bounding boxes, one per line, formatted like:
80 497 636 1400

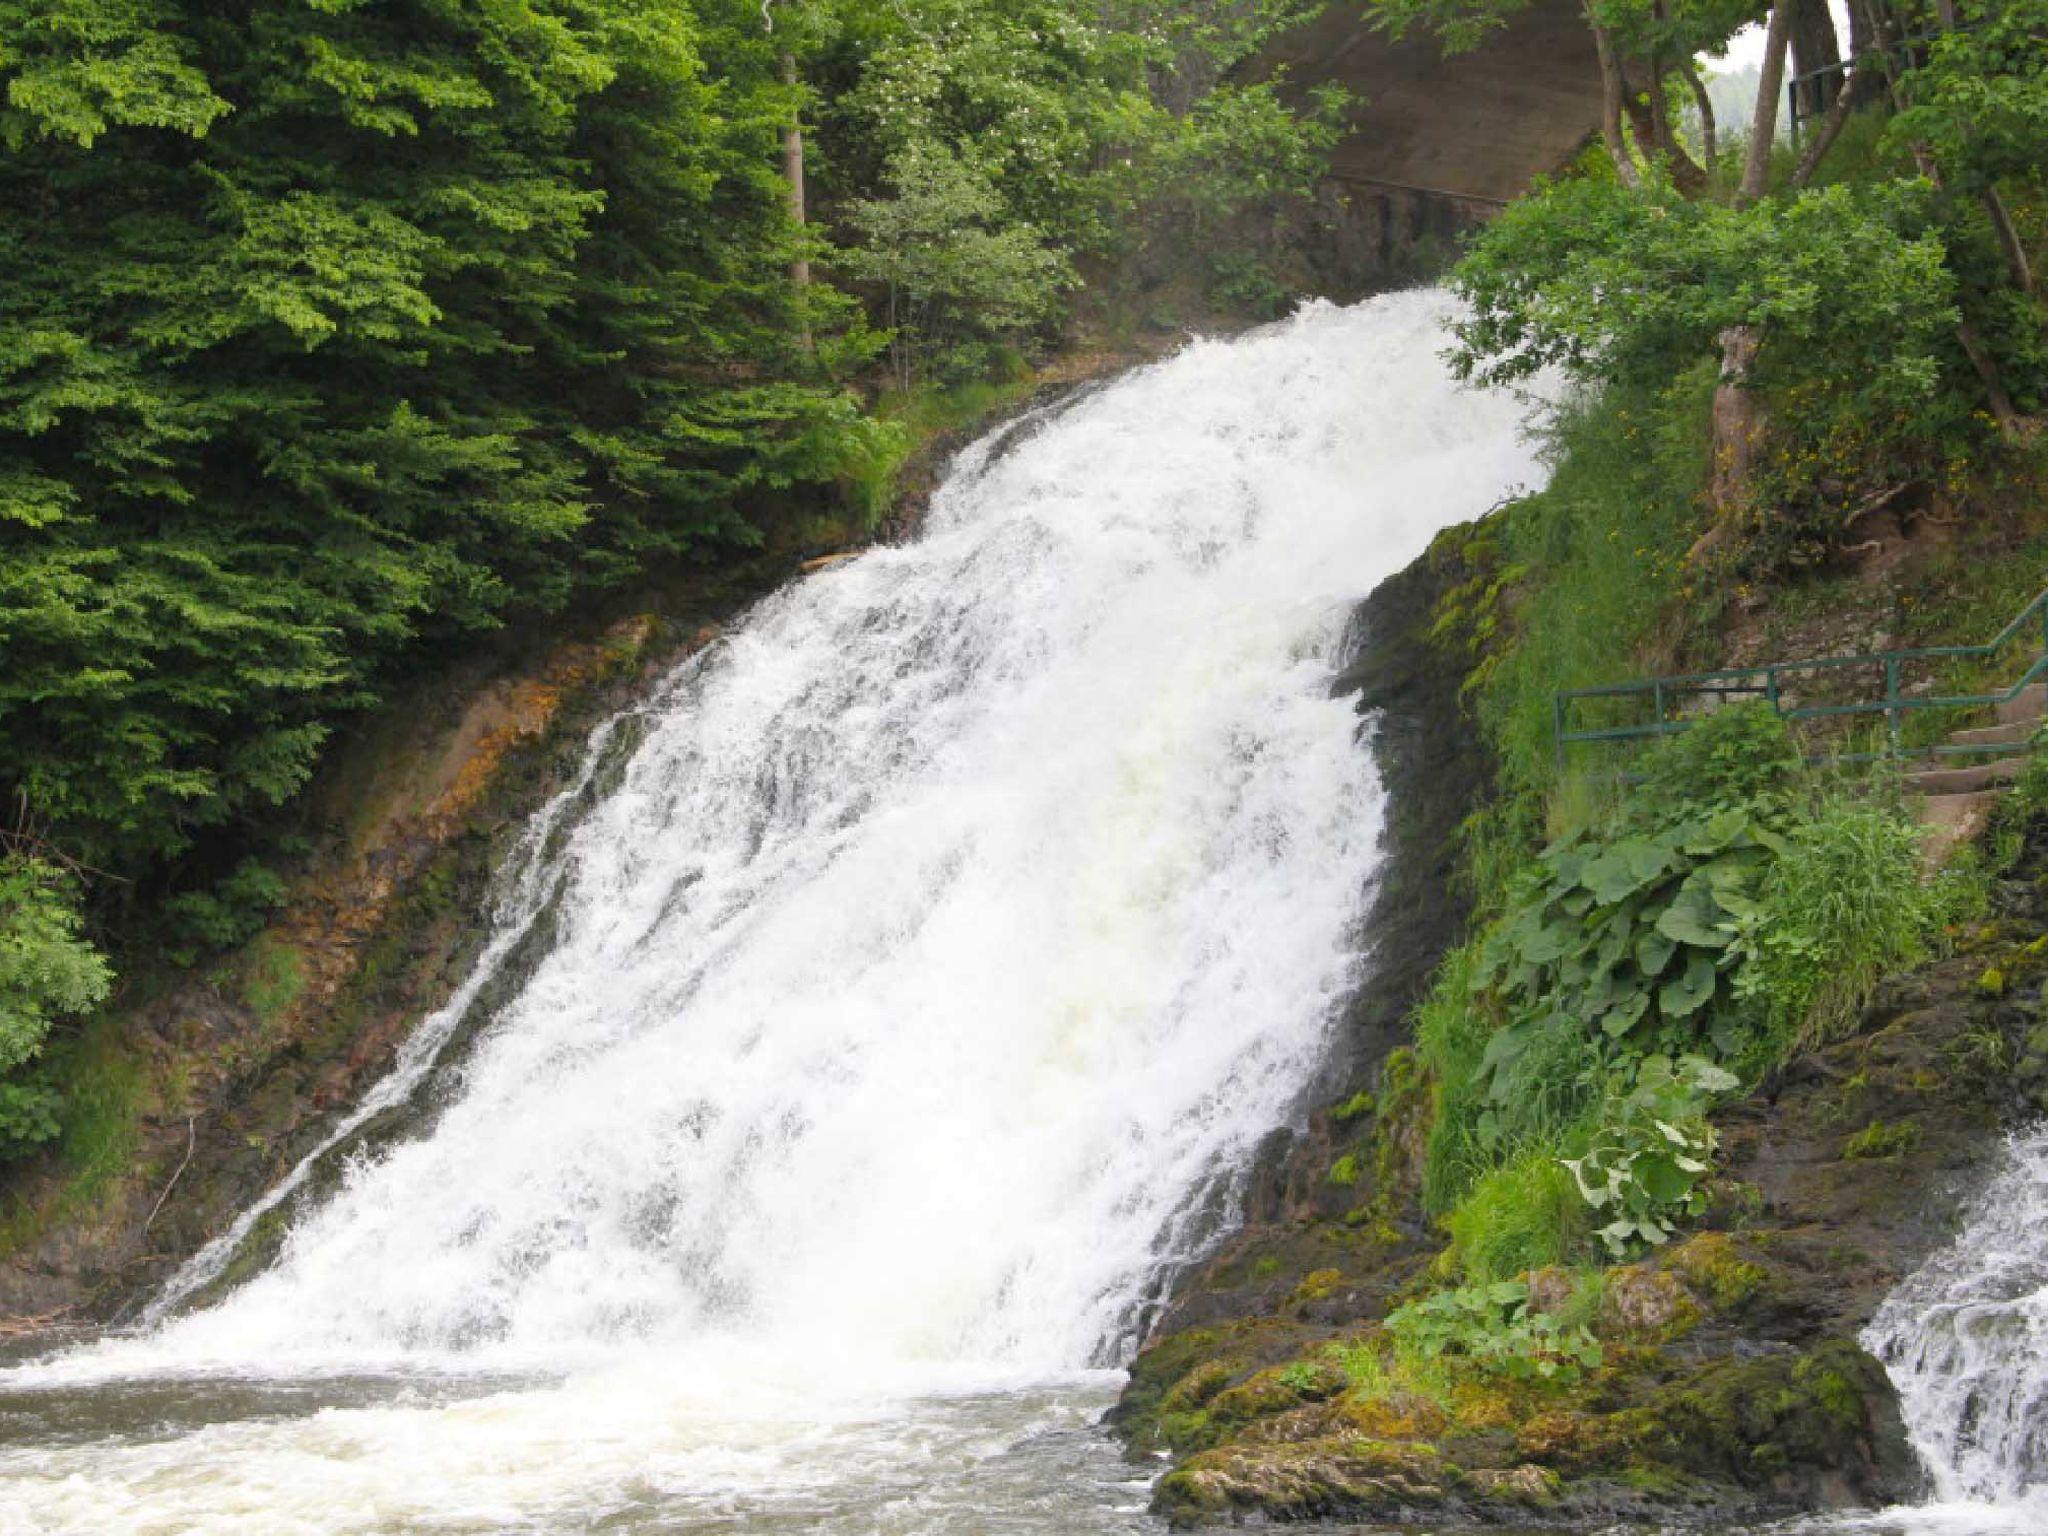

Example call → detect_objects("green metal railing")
1554 586 2048 773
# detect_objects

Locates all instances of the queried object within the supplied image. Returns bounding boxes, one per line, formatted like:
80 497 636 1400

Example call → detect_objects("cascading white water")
0 292 1547 1536
1862 1125 2048 1528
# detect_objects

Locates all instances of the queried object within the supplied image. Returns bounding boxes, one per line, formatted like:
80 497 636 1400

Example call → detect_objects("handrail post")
1885 656 1902 758
1553 694 1567 776
1653 680 1666 737
1766 669 1780 715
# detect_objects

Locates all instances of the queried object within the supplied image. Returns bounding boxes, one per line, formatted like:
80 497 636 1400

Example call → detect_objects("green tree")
820 0 1342 373
1890 0 2048 294
842 143 1076 387
0 0 886 878
0 859 111 1157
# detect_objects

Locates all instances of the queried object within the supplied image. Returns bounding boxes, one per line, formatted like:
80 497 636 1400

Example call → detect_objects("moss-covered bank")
1125 806 2048 1525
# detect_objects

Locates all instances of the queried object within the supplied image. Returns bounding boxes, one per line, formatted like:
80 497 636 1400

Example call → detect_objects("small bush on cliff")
1562 1053 1735 1258
0 859 111 1158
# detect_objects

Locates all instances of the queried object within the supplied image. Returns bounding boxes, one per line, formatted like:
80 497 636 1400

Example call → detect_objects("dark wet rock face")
1130 533 1493 1360
1117 535 2048 1528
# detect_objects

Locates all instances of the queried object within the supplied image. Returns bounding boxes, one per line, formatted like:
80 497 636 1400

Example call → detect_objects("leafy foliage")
1387 1278 1603 1383
1450 175 1959 428
1890 0 2048 198
1561 1053 1735 1257
0 0 892 880
0 859 111 1156
1474 798 1786 1082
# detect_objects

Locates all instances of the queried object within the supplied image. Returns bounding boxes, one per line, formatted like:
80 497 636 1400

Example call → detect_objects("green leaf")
1600 990 1652 1037
1659 950 1719 1018
1581 836 1673 903
1656 874 1732 950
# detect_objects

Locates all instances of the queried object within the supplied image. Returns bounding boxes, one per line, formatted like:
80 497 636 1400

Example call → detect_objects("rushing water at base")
1857 1125 2048 1534
0 293 1551 1534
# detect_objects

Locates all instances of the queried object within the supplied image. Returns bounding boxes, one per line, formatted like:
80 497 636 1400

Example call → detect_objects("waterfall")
0 292 1546 1535
1862 1125 2048 1526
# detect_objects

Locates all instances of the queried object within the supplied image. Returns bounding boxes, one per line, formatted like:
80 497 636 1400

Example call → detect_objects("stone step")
1918 789 2003 865
1996 682 2047 725
1903 757 2026 796
1947 721 2034 748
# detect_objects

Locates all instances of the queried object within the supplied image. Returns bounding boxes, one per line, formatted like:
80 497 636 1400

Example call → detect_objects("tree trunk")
1740 1 1795 208
1845 0 1886 106
1680 59 1718 181
1640 48 1706 192
1983 188 2036 296
1708 323 1766 528
1707 5 1797 528
1590 15 1640 189
1956 319 2030 439
781 52 809 293
1787 0 1842 123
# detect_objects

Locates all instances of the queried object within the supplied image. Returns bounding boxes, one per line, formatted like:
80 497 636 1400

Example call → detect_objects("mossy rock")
1664 1231 1772 1316
1623 1340 1912 1505
1154 1434 1460 1528
1208 1358 1347 1428
1598 1264 1701 1343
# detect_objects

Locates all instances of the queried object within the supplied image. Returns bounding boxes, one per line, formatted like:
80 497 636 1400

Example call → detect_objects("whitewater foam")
0 291 1548 1534
1863 1124 2048 1525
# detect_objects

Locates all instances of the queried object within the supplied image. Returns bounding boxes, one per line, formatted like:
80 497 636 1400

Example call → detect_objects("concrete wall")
1269 1 1605 207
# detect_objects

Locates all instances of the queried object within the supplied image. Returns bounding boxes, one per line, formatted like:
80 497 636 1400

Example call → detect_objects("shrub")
159 858 290 966
1631 703 1803 820
1561 1054 1737 1259
0 858 112 1158
1387 1279 1602 1384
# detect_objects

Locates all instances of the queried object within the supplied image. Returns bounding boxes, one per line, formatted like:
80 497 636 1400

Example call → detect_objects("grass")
1743 790 1961 1055
1478 362 1717 816
0 1012 149 1259
1413 943 1493 1216
1445 1152 1589 1283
